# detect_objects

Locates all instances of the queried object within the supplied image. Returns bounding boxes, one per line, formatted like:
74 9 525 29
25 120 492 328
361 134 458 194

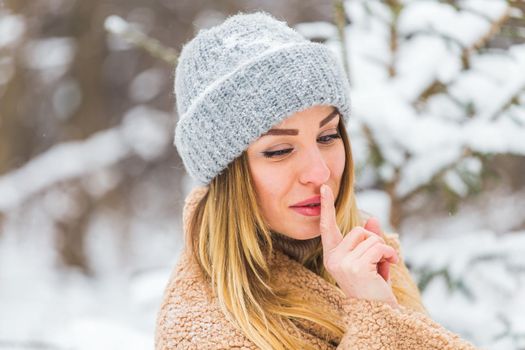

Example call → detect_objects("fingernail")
321 185 327 197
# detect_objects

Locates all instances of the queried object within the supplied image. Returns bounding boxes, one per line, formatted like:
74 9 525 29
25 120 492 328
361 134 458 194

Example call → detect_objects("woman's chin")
287 226 321 240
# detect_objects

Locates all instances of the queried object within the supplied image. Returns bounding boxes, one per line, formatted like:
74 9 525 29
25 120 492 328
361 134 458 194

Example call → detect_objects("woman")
156 11 477 349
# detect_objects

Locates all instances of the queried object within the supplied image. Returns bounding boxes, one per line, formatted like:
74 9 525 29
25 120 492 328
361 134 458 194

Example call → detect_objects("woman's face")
246 105 346 240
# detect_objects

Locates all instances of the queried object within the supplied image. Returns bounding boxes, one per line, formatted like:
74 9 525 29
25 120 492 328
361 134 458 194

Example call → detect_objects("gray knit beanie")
174 11 351 185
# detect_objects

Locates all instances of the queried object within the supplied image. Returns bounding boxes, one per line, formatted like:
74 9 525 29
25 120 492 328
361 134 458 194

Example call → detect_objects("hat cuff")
174 41 351 184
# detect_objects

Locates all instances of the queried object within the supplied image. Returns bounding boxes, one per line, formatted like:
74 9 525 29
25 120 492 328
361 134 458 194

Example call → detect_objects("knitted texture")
155 187 479 349
174 11 352 184
271 231 321 263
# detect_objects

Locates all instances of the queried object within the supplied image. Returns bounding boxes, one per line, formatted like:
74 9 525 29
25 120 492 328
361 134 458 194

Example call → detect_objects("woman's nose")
298 147 330 186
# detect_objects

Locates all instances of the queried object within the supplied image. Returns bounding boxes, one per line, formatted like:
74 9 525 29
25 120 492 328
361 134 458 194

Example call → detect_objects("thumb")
319 184 342 253
364 216 385 238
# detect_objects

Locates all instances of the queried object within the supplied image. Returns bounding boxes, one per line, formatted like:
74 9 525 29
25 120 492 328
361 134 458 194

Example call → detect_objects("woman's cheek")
329 145 346 178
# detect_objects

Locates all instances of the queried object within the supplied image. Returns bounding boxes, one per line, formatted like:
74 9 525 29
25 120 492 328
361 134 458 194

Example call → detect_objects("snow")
1 0 524 348
0 250 155 349
458 0 510 21
294 21 337 41
0 128 128 211
81 168 122 199
23 37 76 70
52 78 83 120
402 230 525 348
393 36 462 100
0 12 25 47
508 6 524 19
424 93 466 122
398 1 508 48
128 68 166 103
120 105 172 161
0 184 180 349
104 15 130 36
356 189 392 231
0 105 171 211
464 118 525 154
449 44 525 121
55 318 152 350
444 168 469 197
21 37 77 83
338 0 525 198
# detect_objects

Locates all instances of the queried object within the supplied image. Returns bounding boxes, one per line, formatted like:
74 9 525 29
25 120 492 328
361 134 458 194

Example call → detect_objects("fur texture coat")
155 186 477 349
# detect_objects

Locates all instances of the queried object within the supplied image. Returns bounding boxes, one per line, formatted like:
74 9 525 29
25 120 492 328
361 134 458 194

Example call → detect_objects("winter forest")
1 0 525 349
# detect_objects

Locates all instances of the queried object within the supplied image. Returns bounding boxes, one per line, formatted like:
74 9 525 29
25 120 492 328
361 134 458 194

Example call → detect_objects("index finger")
319 184 342 253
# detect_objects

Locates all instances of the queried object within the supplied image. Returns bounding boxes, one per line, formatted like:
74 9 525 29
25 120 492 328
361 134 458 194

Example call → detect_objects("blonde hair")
187 117 402 349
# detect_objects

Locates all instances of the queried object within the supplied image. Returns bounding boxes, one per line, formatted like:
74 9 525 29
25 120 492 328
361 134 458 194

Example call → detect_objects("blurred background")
1 0 524 349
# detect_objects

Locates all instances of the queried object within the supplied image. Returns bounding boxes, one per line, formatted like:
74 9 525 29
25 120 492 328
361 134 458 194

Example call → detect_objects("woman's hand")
319 184 399 308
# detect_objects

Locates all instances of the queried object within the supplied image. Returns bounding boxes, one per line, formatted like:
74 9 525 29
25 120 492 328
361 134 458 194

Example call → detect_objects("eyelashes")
262 133 341 159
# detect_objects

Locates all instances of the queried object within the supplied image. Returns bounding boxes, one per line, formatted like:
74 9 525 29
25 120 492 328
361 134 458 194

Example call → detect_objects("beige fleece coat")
155 186 478 349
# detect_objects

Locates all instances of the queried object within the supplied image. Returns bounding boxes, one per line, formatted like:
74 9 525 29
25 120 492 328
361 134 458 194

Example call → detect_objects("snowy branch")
338 0 525 230
461 8 510 69
333 0 352 84
0 106 171 212
104 15 178 65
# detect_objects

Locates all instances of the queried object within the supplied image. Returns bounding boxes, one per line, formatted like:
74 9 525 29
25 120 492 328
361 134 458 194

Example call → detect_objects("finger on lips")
319 184 342 252
320 184 397 269
320 185 399 295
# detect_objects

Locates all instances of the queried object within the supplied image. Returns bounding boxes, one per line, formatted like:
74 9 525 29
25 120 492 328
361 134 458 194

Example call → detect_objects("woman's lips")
291 195 321 207
290 205 321 217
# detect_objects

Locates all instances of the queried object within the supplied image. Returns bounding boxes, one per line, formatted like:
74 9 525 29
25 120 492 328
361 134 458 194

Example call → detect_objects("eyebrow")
261 108 340 136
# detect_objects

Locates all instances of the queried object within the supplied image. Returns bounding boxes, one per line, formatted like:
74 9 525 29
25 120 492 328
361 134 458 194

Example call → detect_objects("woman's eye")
318 133 341 144
262 133 341 158
262 148 293 158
